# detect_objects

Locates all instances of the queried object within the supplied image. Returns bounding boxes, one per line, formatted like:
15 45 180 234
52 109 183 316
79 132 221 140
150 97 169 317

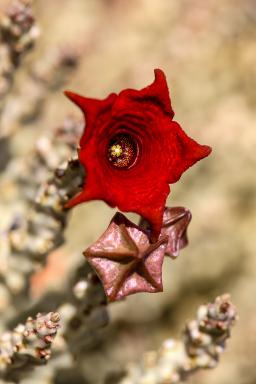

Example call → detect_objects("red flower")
65 69 211 241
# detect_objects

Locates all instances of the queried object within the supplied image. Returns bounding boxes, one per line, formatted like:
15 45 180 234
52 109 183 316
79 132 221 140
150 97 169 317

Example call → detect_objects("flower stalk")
119 294 237 384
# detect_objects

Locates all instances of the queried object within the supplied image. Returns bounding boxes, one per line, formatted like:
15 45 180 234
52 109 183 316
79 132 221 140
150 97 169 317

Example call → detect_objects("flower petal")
65 70 211 242
64 90 117 146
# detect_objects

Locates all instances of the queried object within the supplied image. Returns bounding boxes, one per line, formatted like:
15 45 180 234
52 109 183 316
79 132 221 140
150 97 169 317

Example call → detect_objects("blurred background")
0 0 256 383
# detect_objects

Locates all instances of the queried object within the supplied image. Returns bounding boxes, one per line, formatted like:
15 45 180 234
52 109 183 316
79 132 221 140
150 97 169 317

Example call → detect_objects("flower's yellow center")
110 144 123 158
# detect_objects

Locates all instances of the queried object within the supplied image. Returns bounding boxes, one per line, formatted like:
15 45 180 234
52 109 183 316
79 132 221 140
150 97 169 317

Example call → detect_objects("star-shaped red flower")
84 213 168 302
65 69 211 241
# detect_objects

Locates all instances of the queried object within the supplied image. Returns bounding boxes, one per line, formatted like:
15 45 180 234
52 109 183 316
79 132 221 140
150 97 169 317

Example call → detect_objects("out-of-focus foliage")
0 0 255 383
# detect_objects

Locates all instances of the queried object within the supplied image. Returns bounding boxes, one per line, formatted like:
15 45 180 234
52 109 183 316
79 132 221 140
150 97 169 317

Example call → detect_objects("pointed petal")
64 90 116 115
64 90 117 145
64 91 91 111
113 69 174 118
140 69 174 118
64 183 98 209
169 122 212 183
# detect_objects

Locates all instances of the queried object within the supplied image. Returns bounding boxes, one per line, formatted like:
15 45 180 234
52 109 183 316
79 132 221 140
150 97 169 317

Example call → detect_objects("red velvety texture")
65 69 211 241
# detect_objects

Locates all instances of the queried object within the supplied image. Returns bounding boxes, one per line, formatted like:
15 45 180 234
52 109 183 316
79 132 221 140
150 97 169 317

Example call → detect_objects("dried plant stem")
10 262 108 381
120 294 237 384
57 263 108 355
0 118 84 320
0 311 60 382
0 45 81 140
0 0 39 107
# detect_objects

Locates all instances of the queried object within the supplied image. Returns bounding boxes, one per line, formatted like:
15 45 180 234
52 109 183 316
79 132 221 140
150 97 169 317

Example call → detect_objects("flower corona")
107 133 138 169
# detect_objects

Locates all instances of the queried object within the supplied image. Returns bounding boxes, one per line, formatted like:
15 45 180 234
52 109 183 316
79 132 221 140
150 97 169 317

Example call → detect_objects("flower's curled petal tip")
167 122 212 183
64 90 73 98
202 145 212 157
65 90 117 111
64 193 83 209
64 188 94 209
193 144 212 164
153 68 168 85
140 68 174 118
64 90 87 111
191 143 212 163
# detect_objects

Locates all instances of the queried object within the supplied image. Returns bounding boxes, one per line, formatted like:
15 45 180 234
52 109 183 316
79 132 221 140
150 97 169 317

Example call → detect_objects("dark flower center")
108 133 138 169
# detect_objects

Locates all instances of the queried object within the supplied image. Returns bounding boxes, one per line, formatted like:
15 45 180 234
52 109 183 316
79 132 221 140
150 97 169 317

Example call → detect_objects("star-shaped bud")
84 213 168 302
140 207 192 259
